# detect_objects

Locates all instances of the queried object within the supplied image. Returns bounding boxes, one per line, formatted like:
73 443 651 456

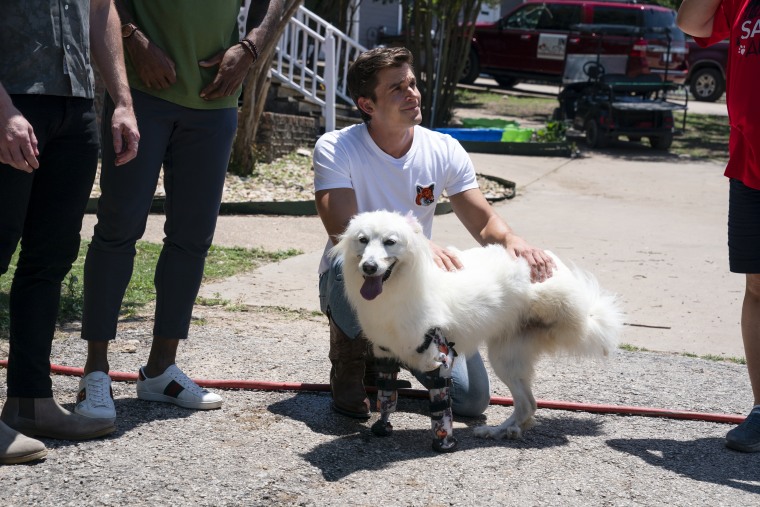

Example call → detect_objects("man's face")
363 63 422 128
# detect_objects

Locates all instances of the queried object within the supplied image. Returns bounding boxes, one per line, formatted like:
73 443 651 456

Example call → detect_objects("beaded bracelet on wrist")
239 38 259 62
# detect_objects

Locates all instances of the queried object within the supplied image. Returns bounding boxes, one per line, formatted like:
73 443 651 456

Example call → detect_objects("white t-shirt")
314 123 478 273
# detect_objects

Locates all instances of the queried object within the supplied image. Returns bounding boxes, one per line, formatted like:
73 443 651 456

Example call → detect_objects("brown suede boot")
328 320 371 419
363 343 378 388
1 397 115 441
0 419 47 465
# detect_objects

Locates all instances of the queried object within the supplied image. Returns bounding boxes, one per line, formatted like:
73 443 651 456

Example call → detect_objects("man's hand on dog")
430 237 555 283
429 241 463 272
507 234 556 283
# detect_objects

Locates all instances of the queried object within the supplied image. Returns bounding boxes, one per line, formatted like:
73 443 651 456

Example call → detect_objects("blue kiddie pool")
435 128 504 142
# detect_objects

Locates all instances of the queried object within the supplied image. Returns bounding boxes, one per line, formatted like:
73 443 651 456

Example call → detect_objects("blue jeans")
319 262 491 417
0 95 99 397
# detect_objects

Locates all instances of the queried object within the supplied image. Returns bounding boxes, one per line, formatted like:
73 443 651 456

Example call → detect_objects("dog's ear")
403 211 423 234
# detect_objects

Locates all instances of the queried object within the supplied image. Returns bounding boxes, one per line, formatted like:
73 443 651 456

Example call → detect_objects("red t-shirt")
696 0 760 189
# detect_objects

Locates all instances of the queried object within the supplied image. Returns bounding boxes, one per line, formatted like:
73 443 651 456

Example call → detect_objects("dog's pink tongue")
360 276 383 300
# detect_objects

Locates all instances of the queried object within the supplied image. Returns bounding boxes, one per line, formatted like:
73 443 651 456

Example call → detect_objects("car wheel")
649 132 673 150
460 49 480 84
585 119 607 148
494 76 518 89
689 67 725 102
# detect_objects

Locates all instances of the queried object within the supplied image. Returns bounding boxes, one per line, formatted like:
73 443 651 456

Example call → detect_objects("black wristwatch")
121 23 139 39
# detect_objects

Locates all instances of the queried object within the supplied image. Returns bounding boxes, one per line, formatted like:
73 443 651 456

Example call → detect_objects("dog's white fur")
330 210 623 440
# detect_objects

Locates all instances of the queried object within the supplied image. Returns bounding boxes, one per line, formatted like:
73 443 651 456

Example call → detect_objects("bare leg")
84 341 110 375
724 275 760 452
742 274 760 406
143 336 180 378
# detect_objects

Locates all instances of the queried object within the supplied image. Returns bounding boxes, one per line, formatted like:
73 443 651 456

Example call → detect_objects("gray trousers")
81 90 237 342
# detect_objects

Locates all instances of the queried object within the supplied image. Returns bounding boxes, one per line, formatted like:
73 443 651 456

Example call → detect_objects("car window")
536 4 583 31
591 6 641 26
504 4 547 30
644 9 686 42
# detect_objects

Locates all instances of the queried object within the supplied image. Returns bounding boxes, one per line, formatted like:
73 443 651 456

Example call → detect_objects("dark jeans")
81 90 237 342
0 95 99 398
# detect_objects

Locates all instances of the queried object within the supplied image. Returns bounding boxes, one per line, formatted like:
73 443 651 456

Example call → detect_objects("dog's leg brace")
420 328 459 453
371 358 411 437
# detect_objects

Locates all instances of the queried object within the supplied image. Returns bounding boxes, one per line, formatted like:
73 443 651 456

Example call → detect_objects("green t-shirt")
126 0 241 109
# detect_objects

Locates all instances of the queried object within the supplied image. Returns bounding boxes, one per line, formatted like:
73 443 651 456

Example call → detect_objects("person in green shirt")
75 0 285 422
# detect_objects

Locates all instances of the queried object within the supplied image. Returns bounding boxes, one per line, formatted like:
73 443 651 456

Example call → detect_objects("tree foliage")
399 0 484 127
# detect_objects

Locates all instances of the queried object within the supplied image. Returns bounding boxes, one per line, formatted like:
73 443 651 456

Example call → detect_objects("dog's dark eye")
383 239 396 246
358 236 369 244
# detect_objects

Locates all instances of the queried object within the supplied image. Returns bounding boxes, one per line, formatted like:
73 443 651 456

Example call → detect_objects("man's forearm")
677 0 722 37
90 0 132 107
0 82 15 115
244 0 286 48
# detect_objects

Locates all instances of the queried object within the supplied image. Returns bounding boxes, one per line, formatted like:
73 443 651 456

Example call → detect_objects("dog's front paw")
473 424 523 440
474 415 534 440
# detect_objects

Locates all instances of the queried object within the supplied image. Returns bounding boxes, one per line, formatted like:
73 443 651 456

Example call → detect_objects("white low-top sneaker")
136 364 223 410
74 371 116 421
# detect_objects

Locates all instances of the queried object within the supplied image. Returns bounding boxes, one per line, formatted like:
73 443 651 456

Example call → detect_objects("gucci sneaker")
74 371 116 421
136 365 223 410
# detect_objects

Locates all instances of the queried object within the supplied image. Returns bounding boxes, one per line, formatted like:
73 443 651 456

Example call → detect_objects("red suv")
461 0 688 88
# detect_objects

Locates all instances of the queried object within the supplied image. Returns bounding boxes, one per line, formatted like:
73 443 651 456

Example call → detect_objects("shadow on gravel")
607 437 760 494
39 398 193 450
270 393 606 480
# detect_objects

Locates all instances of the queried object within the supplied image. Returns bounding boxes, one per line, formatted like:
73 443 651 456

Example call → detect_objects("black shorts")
728 178 760 274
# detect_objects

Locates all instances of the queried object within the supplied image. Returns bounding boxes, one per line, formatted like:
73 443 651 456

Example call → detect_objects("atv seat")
600 73 665 93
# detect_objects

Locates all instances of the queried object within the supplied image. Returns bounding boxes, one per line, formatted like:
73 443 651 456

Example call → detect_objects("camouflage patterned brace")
419 328 458 453
371 358 411 437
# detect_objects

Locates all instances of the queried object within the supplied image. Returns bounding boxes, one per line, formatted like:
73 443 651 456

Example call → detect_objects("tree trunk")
231 0 303 176
402 0 483 128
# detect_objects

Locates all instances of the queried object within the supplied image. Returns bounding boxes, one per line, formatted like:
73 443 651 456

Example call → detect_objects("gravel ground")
2 304 758 506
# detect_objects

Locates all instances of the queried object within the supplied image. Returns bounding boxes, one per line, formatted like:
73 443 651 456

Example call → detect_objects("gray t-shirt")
0 0 94 98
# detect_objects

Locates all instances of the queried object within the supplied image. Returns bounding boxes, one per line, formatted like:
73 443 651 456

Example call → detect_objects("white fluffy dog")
331 210 623 441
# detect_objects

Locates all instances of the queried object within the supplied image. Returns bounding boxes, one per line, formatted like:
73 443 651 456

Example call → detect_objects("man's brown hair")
347 47 414 122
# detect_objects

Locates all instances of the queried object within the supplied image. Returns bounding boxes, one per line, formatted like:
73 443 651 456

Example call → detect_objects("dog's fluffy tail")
576 269 623 357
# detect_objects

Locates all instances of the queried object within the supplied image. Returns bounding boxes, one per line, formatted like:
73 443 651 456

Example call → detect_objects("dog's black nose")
362 261 378 275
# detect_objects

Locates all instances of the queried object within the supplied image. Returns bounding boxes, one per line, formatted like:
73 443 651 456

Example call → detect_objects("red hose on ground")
0 360 744 424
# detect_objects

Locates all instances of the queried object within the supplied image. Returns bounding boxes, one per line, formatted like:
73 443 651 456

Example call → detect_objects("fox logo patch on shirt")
415 184 435 206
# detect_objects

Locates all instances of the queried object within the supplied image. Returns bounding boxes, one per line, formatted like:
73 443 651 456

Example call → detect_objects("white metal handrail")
271 5 367 132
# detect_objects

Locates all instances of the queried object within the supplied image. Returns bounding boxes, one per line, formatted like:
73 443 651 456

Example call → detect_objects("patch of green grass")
671 112 729 161
619 343 650 353
455 88 505 107
0 241 301 339
619 343 745 364
701 353 745 365
456 89 557 123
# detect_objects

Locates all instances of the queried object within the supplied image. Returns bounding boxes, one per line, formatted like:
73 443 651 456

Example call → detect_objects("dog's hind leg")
474 337 539 440
371 358 411 437
419 328 459 453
